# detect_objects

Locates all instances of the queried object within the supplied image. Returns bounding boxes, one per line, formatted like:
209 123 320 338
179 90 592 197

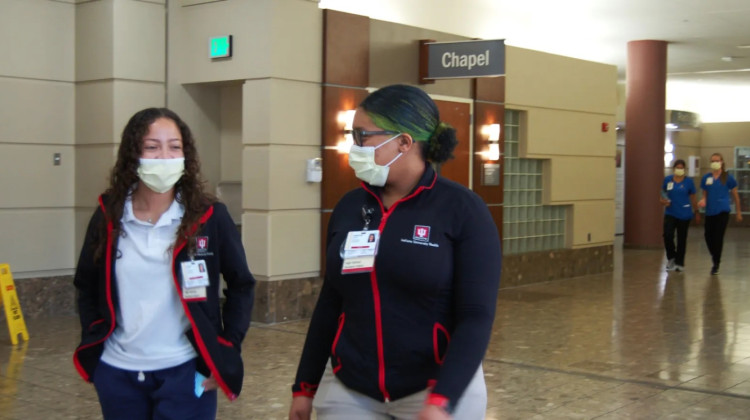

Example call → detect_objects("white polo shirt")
101 196 197 371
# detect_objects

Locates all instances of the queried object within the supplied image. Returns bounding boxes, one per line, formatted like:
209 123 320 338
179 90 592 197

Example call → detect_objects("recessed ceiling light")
737 45 750 49
721 56 734 62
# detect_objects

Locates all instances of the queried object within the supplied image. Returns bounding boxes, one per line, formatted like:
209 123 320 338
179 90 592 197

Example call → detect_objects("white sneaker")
675 265 684 272
666 259 676 271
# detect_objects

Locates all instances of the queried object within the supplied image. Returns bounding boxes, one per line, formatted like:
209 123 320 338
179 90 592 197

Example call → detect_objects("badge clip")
362 206 375 230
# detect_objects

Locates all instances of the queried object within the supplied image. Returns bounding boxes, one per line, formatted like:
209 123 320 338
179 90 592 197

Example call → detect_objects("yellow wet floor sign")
0 264 29 345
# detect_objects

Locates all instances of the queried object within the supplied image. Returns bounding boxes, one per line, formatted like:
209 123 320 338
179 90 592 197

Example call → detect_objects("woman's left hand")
202 375 219 391
737 213 744 223
418 405 452 420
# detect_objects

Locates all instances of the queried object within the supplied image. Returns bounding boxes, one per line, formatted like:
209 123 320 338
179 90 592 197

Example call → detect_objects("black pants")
704 212 730 267
663 215 691 266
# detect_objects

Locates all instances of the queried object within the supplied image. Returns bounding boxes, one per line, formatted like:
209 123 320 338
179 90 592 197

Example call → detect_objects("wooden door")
434 100 471 187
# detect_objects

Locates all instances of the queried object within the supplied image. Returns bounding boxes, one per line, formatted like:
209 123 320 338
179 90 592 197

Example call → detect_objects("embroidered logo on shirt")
196 236 213 256
413 225 431 242
400 225 439 248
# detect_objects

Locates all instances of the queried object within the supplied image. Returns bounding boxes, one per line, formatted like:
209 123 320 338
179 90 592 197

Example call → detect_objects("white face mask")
137 158 185 193
710 161 722 171
674 168 685 177
347 134 402 187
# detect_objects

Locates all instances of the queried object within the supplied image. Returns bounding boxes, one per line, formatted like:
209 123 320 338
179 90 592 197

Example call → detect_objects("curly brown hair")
94 107 215 261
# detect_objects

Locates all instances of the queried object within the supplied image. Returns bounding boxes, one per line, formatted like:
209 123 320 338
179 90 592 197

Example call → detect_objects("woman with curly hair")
289 85 502 420
73 107 255 420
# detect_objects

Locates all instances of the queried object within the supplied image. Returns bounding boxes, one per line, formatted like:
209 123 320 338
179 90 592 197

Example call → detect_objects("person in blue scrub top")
660 159 699 272
698 152 743 275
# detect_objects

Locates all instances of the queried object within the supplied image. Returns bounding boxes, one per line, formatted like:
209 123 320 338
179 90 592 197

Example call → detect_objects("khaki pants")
313 365 487 420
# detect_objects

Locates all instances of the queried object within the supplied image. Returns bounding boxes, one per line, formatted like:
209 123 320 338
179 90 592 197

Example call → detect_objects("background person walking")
698 152 743 275
660 159 699 272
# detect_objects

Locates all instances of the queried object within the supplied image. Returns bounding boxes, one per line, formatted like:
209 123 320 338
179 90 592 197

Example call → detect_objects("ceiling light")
737 45 750 49
721 56 734 62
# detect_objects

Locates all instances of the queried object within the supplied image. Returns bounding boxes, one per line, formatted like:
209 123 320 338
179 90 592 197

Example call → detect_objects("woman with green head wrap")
343 84 459 208
291 84 502 420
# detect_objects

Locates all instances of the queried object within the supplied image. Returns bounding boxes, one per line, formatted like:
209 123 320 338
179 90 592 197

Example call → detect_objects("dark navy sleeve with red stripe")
429 191 502 406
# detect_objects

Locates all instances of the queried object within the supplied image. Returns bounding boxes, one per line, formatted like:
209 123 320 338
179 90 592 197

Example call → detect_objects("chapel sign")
420 39 505 83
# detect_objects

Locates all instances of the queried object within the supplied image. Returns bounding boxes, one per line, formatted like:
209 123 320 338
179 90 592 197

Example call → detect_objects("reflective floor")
1 228 750 419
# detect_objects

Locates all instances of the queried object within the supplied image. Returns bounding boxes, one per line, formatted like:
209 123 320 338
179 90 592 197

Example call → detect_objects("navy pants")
704 212 730 267
663 215 690 266
93 359 217 420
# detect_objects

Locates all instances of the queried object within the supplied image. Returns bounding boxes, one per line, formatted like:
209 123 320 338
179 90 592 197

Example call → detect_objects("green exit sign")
209 35 232 59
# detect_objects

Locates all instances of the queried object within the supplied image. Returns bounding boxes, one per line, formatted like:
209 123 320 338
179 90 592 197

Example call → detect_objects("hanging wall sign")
420 39 505 82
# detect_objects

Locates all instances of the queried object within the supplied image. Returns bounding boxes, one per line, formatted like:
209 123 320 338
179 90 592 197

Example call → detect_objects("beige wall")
506 46 618 248
616 82 626 123
0 0 166 278
168 0 323 280
701 122 750 170
669 129 701 180
0 0 76 276
172 0 321 84
74 0 167 259
216 84 244 223
369 20 473 98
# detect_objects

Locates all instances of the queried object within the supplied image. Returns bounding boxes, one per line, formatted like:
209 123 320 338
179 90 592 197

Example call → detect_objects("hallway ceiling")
321 0 750 86
476 0 750 85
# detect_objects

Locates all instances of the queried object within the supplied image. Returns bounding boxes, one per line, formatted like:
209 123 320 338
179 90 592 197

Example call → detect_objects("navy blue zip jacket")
292 164 502 410
73 195 255 400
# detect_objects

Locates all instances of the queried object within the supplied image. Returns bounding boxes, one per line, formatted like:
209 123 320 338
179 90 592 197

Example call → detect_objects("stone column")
624 40 667 248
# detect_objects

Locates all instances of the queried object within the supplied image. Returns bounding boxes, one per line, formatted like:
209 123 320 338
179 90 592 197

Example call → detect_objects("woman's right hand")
698 198 706 208
289 396 313 420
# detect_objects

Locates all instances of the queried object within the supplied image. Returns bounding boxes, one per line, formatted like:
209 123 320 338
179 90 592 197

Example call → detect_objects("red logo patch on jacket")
197 236 209 251
413 225 430 242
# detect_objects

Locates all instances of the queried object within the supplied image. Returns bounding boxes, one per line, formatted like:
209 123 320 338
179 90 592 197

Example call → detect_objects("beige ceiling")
480 0 750 85
321 0 750 86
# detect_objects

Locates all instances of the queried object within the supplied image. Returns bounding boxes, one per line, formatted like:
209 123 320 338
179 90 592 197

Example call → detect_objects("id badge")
183 286 207 300
341 230 379 274
706 177 714 186
342 256 375 274
667 182 674 191
181 260 210 289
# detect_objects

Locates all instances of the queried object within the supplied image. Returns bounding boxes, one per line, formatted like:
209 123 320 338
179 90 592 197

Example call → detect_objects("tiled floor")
1 228 749 419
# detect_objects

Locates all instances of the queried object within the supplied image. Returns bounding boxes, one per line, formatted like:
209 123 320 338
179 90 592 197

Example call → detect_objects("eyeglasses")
345 129 400 146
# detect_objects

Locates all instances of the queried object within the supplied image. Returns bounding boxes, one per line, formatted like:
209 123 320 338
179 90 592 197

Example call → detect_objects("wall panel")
0 209 75 275
0 0 75 81
0 144 75 208
520 107 615 158
506 46 617 114
0 79 75 144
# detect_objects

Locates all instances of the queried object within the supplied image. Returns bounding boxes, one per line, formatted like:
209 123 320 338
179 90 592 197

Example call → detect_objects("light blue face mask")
347 134 402 186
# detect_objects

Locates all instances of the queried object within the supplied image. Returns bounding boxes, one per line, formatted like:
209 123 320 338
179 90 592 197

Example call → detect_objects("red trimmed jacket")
292 165 502 412
73 195 255 400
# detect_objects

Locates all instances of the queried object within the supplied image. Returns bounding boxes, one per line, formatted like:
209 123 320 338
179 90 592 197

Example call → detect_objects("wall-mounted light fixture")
481 123 501 161
487 143 501 161
336 110 356 153
482 123 501 142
